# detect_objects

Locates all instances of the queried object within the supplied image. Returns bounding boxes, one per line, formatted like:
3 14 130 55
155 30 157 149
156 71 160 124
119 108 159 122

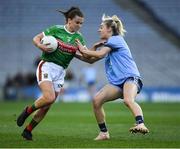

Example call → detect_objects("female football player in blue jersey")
76 14 149 140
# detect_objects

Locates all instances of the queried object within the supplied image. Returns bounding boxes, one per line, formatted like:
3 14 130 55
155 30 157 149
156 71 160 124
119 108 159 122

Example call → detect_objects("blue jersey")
104 35 140 85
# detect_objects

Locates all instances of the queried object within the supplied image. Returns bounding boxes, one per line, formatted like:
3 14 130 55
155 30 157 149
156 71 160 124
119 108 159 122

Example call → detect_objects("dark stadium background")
0 0 180 102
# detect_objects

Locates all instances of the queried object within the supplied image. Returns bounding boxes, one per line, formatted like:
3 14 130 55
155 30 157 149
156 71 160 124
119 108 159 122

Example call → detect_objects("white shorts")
36 60 66 92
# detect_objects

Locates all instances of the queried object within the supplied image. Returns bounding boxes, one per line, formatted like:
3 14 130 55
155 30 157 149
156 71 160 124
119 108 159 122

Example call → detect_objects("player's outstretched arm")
76 39 111 59
75 51 100 64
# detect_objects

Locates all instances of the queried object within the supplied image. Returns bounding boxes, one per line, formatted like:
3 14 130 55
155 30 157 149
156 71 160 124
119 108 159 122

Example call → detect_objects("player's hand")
75 39 86 53
76 50 83 56
75 39 91 58
37 43 54 53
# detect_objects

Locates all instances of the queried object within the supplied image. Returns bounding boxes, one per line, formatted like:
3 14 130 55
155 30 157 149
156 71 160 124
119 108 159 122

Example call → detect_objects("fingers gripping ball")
41 36 58 53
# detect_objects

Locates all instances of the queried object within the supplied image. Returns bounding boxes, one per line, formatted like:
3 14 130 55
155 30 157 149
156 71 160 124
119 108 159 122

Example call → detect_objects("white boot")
94 131 110 140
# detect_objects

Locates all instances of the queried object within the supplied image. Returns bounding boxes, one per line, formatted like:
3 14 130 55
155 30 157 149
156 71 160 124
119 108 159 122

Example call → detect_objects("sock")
26 104 37 114
98 122 108 132
26 119 39 132
135 115 144 124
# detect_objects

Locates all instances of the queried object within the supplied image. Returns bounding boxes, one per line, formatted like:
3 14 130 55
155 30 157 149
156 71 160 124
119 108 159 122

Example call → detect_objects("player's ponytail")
112 15 126 36
102 14 126 36
57 6 84 23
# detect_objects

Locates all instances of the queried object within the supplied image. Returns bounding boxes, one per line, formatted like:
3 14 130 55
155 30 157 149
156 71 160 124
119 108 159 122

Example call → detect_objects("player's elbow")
33 33 43 46
32 36 39 46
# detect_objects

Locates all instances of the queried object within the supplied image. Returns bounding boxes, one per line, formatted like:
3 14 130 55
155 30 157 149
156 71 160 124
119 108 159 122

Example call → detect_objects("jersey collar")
64 25 75 34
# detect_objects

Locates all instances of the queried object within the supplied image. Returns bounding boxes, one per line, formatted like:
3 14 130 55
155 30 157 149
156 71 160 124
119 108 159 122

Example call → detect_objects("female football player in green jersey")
16 6 91 140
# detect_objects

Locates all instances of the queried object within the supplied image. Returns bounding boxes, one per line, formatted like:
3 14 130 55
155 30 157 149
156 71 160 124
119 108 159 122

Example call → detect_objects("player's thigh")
39 81 56 99
94 84 123 104
123 82 138 102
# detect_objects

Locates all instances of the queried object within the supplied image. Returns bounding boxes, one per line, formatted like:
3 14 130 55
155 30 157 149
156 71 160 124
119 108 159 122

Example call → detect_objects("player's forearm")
82 50 105 59
76 39 106 58
75 52 99 64
89 46 96 51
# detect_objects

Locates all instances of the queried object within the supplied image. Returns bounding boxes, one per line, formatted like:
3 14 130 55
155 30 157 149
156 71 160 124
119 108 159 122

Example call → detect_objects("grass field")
0 101 180 148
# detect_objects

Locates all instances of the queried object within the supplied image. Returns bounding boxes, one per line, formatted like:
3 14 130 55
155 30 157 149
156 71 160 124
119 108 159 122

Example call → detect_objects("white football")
41 36 58 53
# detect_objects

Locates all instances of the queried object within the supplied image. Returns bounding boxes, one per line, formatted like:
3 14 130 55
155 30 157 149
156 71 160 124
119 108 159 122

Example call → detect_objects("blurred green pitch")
0 101 180 148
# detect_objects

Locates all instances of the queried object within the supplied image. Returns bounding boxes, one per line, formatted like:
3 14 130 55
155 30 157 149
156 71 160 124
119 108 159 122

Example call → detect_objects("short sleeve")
43 25 58 36
104 36 121 50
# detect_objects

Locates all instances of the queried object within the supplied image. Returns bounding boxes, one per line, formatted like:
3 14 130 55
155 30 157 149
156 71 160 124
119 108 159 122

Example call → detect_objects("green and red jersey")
41 25 85 69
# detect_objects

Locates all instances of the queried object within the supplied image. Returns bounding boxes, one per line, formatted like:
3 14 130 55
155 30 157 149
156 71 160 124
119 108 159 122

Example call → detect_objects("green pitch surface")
0 101 180 148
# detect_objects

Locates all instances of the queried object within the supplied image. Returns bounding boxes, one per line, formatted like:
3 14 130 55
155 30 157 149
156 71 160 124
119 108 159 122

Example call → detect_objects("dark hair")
57 7 84 23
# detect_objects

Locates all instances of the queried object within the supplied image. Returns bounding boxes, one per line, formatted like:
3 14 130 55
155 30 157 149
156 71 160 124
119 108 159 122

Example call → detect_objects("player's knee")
124 98 134 107
47 95 56 104
92 96 101 109
43 93 56 105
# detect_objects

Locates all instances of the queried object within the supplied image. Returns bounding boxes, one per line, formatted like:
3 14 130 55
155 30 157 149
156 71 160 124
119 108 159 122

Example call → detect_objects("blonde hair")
102 14 126 36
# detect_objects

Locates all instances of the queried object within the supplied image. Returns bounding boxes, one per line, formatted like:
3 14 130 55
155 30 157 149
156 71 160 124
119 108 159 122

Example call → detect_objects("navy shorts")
114 77 143 94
